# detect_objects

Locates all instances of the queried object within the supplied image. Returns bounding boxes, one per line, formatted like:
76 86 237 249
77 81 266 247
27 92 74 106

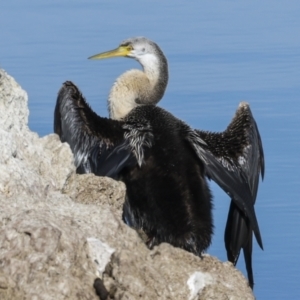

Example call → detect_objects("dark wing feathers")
196 102 264 200
54 81 136 178
189 137 263 248
187 102 264 288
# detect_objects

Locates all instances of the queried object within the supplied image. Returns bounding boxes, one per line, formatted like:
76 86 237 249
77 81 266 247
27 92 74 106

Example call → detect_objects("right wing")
187 102 264 288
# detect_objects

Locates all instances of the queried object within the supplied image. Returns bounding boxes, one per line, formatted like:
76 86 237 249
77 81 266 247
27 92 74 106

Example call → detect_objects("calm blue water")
1 1 300 298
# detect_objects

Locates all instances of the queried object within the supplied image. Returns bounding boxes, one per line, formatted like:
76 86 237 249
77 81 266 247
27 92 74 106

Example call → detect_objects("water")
1 1 300 298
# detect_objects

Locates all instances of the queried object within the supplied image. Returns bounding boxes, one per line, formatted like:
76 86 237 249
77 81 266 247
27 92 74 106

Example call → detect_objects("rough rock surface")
0 68 254 299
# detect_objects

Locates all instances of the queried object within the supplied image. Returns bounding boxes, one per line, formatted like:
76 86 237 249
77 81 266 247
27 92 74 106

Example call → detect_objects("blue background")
1 1 299 298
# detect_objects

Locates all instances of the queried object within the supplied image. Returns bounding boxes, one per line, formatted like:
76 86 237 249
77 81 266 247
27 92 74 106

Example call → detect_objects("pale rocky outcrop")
0 68 254 299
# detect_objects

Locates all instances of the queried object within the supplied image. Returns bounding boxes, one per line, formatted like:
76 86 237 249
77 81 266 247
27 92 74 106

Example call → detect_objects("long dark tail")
225 200 255 289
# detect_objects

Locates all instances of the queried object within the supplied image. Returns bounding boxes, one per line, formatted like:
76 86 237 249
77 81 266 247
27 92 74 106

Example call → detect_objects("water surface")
1 1 300 298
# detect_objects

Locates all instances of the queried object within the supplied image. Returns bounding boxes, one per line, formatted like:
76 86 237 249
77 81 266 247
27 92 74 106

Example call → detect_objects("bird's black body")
121 106 213 254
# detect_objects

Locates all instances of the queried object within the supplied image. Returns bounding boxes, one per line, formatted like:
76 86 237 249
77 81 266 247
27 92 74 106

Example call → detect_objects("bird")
54 37 264 288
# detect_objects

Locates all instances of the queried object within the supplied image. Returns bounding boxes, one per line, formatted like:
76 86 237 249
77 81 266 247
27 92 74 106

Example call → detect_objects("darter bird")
54 37 264 289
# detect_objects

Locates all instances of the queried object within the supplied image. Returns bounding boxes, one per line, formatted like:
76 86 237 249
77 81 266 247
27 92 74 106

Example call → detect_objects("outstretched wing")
54 81 135 179
187 102 264 288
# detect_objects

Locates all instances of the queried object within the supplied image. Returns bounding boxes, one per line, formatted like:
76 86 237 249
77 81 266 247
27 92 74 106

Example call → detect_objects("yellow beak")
88 46 131 60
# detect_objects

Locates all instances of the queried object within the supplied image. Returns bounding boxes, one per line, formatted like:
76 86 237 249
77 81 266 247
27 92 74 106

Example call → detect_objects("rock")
0 68 254 299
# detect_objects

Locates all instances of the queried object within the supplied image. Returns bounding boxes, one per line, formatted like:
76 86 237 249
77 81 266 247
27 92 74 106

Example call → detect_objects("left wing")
54 81 136 179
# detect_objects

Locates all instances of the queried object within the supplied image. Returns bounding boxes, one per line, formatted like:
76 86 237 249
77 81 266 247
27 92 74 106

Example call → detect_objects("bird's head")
88 37 164 68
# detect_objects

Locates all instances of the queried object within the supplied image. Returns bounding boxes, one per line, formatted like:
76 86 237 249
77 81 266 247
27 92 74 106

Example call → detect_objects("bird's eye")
142 48 145 52
127 45 133 51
